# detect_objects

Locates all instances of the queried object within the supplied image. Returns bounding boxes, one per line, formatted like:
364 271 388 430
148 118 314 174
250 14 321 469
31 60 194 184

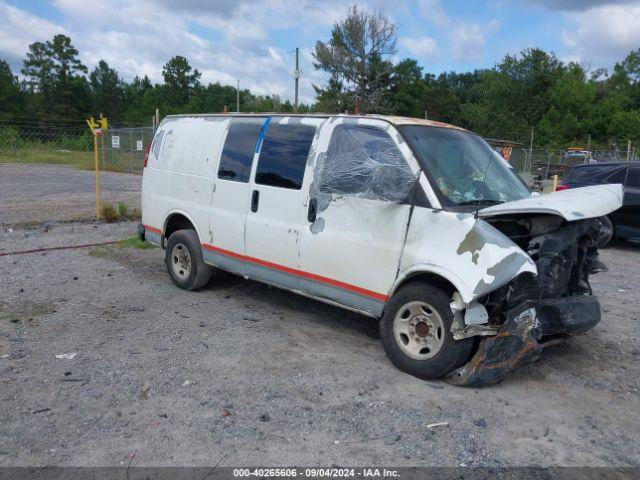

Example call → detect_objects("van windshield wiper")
456 199 505 206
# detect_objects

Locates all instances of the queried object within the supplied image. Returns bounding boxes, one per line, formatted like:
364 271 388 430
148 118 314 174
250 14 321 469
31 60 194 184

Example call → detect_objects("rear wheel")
165 229 211 291
380 282 474 380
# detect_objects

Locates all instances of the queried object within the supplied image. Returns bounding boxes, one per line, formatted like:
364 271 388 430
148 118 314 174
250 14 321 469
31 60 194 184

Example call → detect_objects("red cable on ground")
0 240 122 257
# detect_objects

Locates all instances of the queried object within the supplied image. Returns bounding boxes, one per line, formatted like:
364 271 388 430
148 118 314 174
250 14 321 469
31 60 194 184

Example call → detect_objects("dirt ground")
0 221 639 467
0 163 141 225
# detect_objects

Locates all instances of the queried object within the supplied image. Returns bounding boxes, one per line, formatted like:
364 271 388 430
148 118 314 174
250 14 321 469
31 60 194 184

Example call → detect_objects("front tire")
165 229 211 291
380 282 474 380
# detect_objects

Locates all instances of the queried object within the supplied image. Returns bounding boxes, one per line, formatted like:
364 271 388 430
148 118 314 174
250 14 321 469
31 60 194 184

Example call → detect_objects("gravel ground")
0 163 141 225
0 221 639 467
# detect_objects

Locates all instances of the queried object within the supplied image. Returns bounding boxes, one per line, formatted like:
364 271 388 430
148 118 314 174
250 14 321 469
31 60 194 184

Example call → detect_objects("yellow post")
86 118 101 219
94 132 100 219
552 174 558 192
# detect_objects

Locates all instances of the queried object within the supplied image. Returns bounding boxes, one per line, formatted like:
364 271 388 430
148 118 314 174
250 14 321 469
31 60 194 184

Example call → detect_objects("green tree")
162 55 201 106
90 60 124 119
21 34 89 118
21 41 54 113
0 60 24 120
388 59 426 117
313 4 397 113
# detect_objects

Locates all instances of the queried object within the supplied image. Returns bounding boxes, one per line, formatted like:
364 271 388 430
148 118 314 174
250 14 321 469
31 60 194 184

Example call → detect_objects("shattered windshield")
399 125 530 206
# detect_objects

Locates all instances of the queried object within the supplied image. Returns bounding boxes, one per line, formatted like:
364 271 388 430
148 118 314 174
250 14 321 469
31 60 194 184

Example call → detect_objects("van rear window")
255 121 316 190
218 118 264 183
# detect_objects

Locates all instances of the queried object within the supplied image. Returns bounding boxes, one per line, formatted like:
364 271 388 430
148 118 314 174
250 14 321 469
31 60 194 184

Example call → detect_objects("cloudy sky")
1 0 640 103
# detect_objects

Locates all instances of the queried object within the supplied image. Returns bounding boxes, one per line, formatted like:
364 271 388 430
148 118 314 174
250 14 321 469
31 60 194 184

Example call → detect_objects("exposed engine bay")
447 213 608 387
483 213 607 318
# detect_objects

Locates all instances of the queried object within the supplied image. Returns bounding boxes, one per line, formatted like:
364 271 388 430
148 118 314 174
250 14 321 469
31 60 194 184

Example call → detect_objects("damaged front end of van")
439 185 624 387
396 122 624 386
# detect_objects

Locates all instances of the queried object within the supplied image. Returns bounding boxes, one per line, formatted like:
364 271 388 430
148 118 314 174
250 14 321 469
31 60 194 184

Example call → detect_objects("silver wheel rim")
393 301 445 360
170 243 191 280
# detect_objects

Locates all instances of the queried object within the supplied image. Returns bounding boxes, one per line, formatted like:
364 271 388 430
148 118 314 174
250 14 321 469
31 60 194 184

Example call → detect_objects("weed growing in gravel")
100 203 119 223
118 236 155 249
87 247 110 258
100 203 140 223
117 202 129 218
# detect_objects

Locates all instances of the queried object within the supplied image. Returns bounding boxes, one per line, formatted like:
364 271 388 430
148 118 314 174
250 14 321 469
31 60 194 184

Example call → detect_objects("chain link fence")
1 119 638 225
102 127 154 174
0 122 148 226
504 147 639 191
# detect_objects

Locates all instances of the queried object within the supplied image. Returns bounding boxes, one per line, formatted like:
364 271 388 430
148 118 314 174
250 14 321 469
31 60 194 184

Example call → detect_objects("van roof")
163 113 467 131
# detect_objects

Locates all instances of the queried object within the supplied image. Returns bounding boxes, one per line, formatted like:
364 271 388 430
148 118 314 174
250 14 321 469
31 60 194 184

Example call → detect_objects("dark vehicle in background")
558 162 640 246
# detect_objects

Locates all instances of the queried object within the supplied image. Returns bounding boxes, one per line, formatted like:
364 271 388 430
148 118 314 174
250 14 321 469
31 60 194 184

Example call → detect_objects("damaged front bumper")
446 295 601 387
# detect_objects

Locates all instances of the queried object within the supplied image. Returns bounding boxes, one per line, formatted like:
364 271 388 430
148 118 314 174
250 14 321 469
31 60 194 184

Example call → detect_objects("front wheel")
380 282 474 380
165 229 211 291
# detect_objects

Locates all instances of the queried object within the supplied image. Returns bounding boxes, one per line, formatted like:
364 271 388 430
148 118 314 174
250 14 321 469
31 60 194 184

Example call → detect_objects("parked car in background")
558 162 640 246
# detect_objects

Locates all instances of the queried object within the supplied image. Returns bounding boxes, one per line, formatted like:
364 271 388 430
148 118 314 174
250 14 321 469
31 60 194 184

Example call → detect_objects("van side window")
319 124 415 202
218 118 264 182
626 167 640 188
255 122 316 190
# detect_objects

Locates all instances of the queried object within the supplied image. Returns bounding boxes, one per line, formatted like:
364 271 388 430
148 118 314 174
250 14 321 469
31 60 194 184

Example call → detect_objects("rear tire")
165 229 211 291
380 282 474 380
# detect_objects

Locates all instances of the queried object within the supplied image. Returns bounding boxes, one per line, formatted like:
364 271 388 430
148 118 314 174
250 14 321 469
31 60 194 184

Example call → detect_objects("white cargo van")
140 114 623 386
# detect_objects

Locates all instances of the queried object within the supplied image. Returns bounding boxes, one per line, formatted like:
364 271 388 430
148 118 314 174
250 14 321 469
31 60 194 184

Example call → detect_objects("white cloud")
417 0 450 29
0 0 322 103
450 20 500 60
0 1 65 69
417 0 500 61
399 36 438 59
522 0 638 11
562 3 640 68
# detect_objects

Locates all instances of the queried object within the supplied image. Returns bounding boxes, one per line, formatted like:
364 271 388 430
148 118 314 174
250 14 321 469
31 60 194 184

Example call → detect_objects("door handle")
251 189 260 213
308 197 317 222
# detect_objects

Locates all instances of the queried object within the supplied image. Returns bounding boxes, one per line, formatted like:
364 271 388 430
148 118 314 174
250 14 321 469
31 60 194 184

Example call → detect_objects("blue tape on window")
255 116 272 153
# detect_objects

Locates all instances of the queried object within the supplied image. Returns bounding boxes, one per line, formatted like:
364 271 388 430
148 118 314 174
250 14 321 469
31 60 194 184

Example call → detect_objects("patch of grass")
86 236 154 259
0 147 94 169
87 247 110 258
117 202 129 218
99 202 141 223
0 145 142 173
117 236 155 250
100 203 119 223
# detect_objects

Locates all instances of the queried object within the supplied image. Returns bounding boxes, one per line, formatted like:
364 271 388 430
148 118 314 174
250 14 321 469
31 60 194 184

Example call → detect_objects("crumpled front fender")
396 210 537 304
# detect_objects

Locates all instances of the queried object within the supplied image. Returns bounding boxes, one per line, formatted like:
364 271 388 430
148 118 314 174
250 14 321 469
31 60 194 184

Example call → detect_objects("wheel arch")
162 210 202 247
388 267 470 309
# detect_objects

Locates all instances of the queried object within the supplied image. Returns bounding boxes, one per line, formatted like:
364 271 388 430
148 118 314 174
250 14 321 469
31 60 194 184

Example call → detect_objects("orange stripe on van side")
144 224 162 235
201 243 388 302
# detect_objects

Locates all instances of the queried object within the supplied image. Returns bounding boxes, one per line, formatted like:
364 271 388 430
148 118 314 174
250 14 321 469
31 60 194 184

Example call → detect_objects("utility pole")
236 79 240 113
294 47 300 112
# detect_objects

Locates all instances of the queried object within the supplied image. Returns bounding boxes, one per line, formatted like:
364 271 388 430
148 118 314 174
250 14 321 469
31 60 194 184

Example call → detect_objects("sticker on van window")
161 130 175 162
